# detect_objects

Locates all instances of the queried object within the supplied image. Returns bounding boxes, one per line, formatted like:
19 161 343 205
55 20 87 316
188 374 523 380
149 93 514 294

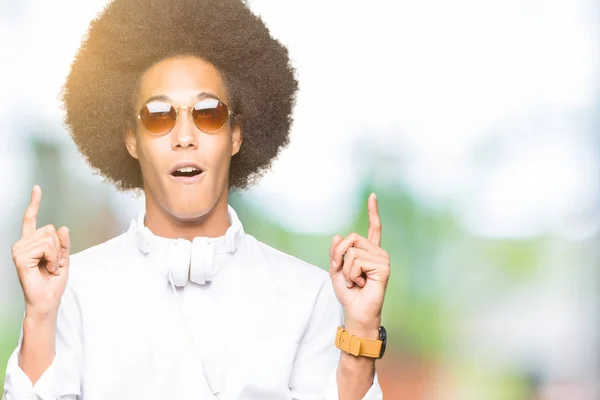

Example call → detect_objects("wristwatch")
335 325 387 359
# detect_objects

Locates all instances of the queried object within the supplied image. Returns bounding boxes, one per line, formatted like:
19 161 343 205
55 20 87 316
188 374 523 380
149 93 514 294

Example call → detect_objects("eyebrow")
144 92 221 104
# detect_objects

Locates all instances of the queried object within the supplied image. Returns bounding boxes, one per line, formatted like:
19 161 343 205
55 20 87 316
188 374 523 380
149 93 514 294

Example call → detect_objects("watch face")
378 326 387 359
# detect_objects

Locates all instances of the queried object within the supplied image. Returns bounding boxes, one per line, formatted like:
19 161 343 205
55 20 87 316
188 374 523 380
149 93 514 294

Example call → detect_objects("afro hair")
61 0 298 191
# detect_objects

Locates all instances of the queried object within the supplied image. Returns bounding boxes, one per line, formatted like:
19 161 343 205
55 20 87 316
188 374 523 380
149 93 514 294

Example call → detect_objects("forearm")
18 311 58 385
336 321 379 400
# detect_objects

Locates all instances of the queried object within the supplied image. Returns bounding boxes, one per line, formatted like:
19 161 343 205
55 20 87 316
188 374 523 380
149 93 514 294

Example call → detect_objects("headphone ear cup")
169 239 192 287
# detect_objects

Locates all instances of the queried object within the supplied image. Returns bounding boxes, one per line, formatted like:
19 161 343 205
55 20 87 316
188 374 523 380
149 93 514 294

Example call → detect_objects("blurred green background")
2 0 600 399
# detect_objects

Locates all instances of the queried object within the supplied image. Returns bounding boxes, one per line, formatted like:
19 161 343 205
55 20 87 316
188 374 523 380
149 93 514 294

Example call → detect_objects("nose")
172 107 198 150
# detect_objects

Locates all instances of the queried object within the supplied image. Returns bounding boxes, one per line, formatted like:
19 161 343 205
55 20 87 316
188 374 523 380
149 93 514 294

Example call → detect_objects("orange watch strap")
335 326 382 358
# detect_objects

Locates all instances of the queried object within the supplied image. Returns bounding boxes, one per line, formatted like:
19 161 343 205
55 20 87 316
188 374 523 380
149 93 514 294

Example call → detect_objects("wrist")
343 317 381 339
24 308 58 327
20 311 57 349
19 312 57 386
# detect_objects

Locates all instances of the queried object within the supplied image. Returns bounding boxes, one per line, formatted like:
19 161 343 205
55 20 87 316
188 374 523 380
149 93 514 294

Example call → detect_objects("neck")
143 191 231 242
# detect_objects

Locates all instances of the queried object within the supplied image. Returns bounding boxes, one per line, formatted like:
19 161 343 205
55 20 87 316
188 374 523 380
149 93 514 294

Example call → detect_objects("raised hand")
11 185 71 319
329 193 390 330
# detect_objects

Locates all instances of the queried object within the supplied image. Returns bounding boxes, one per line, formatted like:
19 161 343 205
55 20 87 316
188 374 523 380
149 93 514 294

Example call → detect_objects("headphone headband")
130 205 244 286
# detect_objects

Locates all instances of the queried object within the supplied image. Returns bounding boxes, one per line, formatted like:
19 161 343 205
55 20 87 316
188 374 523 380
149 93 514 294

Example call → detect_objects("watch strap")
335 326 383 358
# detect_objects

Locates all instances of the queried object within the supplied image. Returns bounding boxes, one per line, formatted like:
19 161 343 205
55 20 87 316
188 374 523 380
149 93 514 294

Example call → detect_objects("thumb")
57 226 71 264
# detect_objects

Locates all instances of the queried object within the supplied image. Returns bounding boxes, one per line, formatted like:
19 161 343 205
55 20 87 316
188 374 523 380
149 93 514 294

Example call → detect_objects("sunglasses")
137 97 233 136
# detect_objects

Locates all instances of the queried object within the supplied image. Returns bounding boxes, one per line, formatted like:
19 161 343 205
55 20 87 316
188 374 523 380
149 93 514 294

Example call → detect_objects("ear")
125 129 139 160
231 122 243 157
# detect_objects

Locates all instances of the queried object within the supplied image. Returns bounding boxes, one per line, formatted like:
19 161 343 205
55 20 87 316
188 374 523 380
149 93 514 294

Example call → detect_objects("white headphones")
131 205 244 287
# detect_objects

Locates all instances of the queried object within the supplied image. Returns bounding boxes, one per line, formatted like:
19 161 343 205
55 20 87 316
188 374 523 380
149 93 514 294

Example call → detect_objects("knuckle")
348 262 358 274
13 256 23 268
343 255 354 268
342 259 350 269
11 242 19 255
329 243 336 255
346 247 357 259
22 215 31 225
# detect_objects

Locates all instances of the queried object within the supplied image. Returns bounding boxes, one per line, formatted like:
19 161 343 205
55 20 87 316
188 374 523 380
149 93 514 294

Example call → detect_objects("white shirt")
3 205 383 400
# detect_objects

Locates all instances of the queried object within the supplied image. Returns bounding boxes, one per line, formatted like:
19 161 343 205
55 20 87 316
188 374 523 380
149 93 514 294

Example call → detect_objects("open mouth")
171 166 203 178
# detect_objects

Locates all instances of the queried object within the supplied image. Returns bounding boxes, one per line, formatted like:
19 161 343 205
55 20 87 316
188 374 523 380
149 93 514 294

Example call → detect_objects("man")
4 0 391 399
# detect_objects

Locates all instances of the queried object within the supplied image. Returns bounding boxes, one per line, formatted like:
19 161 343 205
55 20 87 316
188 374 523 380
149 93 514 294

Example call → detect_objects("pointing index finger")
367 192 381 246
22 185 41 239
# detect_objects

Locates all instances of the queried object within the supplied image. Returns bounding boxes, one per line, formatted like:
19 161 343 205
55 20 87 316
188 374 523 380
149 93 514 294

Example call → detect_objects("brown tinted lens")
192 99 229 133
139 103 177 135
